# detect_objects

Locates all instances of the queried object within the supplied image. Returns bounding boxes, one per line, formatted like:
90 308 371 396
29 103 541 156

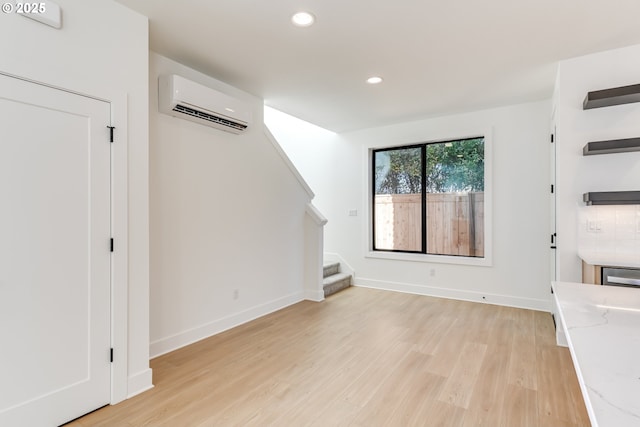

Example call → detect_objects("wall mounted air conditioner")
158 74 251 134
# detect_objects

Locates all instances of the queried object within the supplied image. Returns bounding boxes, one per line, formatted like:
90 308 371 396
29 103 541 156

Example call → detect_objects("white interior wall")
264 107 340 217
554 44 640 282
0 0 151 397
268 100 552 310
149 53 312 357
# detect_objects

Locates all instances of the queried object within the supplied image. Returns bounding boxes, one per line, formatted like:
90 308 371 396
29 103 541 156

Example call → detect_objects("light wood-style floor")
70 287 590 426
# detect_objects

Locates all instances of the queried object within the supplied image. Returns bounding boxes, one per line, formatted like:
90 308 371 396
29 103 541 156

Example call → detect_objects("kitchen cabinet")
581 261 602 285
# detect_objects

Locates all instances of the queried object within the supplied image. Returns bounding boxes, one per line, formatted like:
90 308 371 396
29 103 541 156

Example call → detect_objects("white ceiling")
116 0 640 132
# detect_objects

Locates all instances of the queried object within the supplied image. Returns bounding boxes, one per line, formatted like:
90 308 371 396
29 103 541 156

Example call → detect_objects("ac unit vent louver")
159 74 251 134
172 104 248 132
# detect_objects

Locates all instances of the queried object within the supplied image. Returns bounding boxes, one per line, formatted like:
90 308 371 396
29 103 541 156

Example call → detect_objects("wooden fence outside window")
374 192 484 257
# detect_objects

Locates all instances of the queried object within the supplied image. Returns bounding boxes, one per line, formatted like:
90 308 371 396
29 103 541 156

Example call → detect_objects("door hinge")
110 238 114 252
550 232 557 249
550 286 554 294
551 184 554 193
110 348 114 363
550 134 554 143
107 126 115 143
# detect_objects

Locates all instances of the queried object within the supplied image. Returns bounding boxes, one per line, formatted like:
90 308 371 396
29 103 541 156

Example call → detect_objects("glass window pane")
373 147 422 252
425 138 484 257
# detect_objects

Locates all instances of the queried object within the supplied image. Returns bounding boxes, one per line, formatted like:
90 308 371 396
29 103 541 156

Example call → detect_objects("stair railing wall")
304 203 328 301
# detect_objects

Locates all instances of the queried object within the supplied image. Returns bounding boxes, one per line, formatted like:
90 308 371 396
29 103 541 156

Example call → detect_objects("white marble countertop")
552 281 640 427
578 250 640 269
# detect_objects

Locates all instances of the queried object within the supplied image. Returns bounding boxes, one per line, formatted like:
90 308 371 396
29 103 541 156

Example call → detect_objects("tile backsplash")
578 205 640 263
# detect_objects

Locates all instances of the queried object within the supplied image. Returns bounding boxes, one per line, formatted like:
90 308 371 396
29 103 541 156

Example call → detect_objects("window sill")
365 250 492 267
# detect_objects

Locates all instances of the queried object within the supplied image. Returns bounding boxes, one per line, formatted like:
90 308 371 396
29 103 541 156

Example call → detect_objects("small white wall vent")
158 74 251 134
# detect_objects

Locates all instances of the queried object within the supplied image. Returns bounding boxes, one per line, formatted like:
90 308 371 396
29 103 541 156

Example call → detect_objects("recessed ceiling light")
292 12 315 27
367 76 383 84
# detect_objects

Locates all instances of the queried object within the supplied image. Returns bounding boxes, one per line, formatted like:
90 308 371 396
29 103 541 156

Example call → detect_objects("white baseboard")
127 368 153 399
149 291 305 359
355 277 551 312
304 289 325 302
556 329 568 347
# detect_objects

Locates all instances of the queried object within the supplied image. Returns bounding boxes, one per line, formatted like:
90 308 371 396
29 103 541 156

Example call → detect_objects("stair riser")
323 276 351 297
323 263 340 278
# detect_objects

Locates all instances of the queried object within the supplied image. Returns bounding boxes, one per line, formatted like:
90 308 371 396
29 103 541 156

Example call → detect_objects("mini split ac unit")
158 74 252 134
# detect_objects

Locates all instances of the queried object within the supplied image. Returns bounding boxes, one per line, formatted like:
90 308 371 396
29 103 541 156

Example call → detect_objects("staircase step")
323 262 340 278
323 272 352 297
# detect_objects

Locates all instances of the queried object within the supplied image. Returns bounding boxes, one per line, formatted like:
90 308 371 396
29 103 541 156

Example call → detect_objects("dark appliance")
602 267 640 288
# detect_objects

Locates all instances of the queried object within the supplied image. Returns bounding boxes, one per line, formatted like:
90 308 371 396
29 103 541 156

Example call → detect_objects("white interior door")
0 74 111 426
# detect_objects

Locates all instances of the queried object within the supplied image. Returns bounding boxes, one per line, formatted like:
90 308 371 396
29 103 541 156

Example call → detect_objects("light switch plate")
587 220 602 232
